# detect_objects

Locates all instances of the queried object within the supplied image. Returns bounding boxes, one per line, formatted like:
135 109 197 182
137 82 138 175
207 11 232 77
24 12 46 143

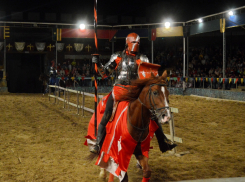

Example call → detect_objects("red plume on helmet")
126 33 140 54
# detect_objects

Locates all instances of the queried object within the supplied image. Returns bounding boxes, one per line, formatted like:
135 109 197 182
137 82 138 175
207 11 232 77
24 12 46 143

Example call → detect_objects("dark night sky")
0 0 244 23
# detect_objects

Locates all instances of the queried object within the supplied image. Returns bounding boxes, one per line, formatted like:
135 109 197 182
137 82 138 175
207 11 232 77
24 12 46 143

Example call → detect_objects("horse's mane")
117 76 165 102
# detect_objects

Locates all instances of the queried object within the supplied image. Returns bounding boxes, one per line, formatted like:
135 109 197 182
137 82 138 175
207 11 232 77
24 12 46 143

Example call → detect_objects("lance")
93 0 99 137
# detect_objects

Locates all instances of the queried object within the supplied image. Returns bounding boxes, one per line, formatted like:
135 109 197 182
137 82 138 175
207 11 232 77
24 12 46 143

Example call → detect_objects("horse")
86 70 171 182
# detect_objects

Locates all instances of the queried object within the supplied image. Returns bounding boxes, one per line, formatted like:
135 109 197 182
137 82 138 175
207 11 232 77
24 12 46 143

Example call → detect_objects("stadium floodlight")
79 24 86 30
228 11 234 16
198 19 203 23
165 22 170 28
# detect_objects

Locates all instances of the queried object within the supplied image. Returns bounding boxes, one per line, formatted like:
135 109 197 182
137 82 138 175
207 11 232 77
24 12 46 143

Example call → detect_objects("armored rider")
91 32 176 154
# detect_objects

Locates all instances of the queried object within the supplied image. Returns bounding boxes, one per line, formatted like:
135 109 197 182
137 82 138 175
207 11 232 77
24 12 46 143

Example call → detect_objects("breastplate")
116 54 138 85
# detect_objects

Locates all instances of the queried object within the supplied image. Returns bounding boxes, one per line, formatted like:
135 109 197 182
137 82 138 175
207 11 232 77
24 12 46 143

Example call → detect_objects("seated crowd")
50 59 115 87
168 46 245 89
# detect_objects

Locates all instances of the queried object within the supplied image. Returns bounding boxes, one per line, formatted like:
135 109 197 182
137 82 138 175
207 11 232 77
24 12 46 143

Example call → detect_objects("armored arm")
97 52 120 77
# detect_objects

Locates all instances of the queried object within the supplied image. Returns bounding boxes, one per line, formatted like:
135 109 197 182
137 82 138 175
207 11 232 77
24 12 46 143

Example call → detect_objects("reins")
127 83 170 143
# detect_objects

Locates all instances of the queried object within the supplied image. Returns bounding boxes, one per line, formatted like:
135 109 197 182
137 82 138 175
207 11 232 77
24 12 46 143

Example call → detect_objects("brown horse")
116 70 170 181
92 70 171 182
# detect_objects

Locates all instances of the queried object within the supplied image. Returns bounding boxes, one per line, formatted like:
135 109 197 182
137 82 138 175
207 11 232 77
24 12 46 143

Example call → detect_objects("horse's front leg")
136 155 151 182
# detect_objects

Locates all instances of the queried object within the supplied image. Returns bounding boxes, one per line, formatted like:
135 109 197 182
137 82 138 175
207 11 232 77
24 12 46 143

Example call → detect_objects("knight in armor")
91 33 176 154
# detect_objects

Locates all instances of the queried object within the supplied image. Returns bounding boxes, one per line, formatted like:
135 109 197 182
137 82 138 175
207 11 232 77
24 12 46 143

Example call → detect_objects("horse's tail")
83 153 98 162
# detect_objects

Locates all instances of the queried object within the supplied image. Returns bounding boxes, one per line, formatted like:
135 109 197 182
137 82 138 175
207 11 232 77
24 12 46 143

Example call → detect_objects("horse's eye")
153 91 158 95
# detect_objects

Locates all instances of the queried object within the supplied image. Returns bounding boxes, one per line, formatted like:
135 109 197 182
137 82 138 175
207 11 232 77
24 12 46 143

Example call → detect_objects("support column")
187 36 189 77
183 23 186 77
112 40 114 54
56 26 58 70
223 31 226 78
151 40 154 63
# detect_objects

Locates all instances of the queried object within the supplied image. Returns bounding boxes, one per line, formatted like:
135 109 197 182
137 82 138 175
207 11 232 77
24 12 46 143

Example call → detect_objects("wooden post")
67 89 70 110
77 90 80 115
82 91 85 117
48 85 51 101
169 112 176 154
63 88 66 108
54 84 57 104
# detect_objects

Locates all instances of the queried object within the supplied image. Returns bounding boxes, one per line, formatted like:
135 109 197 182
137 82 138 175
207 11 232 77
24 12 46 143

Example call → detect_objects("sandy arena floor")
0 93 245 182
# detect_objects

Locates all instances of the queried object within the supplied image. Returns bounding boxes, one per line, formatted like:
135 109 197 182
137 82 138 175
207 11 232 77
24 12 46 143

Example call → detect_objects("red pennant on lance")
137 61 160 79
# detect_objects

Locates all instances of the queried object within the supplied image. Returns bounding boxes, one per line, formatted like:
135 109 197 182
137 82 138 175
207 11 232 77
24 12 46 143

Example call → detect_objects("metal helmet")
126 33 140 54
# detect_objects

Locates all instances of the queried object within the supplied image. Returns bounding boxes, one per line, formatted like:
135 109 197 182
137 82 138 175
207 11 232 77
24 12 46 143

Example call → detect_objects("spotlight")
79 24 86 30
165 22 170 28
228 11 234 16
198 19 203 23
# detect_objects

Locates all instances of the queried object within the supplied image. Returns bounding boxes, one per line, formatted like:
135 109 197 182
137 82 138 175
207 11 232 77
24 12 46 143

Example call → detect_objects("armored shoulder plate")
139 54 149 63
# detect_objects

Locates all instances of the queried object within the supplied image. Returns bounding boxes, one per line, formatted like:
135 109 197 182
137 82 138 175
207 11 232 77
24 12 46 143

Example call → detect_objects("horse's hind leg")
135 155 151 182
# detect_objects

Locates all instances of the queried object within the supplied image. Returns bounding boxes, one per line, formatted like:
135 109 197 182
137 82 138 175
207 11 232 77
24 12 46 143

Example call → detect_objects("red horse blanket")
85 93 158 181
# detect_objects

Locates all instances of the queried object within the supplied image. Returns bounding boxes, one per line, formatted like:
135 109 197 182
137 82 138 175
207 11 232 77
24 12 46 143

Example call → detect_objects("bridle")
139 83 169 119
128 83 170 142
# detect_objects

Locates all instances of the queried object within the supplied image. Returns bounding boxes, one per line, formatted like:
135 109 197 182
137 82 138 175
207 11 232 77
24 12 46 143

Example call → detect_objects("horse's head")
139 70 171 124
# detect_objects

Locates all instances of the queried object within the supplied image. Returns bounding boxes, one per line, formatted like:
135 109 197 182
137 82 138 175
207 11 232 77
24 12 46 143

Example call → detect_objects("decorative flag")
206 78 208 82
57 43 65 52
71 77 75 81
223 78 225 84
235 78 239 84
111 76 114 81
74 43 84 52
177 77 180 82
82 76 85 81
174 77 177 81
217 78 219 82
229 78 232 84
15 42 25 52
201 77 203 81
195 77 197 82
167 77 170 81
241 78 244 84
91 76 95 81
185 77 188 82
211 78 213 83
35 42 46 52
98 77 101 81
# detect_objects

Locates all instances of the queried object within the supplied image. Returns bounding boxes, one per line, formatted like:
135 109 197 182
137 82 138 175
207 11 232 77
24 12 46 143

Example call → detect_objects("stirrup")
90 144 100 154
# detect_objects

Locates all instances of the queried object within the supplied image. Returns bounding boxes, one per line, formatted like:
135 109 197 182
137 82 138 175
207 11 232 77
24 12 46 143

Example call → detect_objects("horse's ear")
162 70 168 78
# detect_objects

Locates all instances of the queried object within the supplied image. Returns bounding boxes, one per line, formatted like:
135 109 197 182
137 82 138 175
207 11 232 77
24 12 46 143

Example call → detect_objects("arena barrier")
48 85 187 156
